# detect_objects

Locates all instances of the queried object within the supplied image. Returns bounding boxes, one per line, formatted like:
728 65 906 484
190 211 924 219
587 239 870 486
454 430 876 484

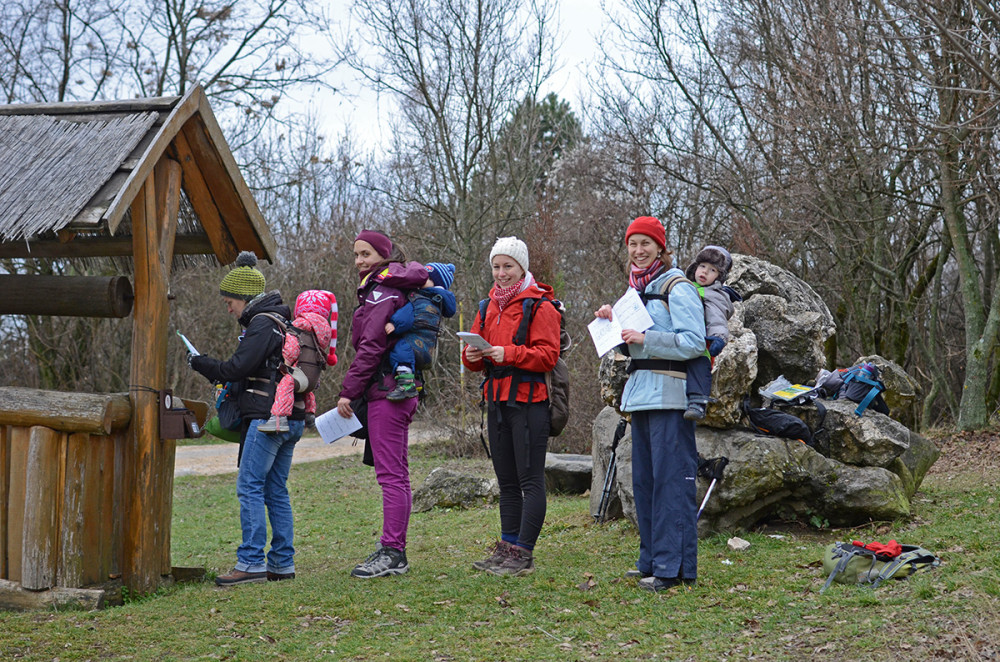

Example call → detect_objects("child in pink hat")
258 290 338 432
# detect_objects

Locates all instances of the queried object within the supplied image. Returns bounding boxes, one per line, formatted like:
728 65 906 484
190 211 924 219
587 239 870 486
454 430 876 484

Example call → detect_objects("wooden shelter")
0 85 275 608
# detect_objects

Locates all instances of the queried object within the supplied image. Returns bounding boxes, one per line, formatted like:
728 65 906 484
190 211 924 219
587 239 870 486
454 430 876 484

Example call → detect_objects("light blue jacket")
621 268 706 412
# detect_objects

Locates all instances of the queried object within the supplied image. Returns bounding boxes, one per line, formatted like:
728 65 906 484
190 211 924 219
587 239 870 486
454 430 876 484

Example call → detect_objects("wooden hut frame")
0 85 275 608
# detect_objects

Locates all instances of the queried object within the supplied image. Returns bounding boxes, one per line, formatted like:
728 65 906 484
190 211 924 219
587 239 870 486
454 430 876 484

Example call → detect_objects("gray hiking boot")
350 545 409 578
472 540 512 572
257 415 288 433
683 401 707 421
486 545 534 577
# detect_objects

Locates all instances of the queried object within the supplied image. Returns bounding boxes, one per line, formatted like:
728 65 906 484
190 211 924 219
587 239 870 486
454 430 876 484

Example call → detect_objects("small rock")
728 537 751 551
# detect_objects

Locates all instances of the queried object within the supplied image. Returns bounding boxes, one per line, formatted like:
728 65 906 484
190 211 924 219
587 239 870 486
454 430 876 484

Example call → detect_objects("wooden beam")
170 128 240 264
0 579 111 610
0 97 178 116
0 233 214 259
104 88 201 235
0 388 131 435
183 89 276 261
0 275 133 318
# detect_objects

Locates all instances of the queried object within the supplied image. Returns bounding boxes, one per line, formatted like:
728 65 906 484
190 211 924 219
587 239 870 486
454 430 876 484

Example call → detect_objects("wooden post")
6 427 29 583
1 424 8 580
124 158 180 595
21 426 63 590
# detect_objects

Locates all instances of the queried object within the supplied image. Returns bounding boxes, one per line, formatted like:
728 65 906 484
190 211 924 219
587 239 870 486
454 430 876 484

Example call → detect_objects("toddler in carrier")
384 263 457 400
682 246 741 421
258 289 338 432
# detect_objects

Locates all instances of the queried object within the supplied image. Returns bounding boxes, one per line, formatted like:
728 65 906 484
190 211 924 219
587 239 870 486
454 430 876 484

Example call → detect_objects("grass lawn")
1 432 999 661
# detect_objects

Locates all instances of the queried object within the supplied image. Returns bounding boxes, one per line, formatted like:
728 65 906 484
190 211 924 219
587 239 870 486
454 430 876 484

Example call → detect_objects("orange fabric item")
462 282 561 404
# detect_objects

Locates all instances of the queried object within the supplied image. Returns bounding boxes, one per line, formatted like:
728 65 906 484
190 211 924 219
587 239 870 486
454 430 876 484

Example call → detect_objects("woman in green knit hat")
188 251 306 585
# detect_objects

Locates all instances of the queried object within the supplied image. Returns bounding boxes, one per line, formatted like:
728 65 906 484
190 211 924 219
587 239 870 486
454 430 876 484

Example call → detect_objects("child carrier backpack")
254 312 325 394
818 362 889 416
478 296 572 436
406 290 446 370
820 540 940 593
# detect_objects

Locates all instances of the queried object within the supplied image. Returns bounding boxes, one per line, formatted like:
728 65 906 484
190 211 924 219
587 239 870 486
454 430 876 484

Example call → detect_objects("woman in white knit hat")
461 237 561 577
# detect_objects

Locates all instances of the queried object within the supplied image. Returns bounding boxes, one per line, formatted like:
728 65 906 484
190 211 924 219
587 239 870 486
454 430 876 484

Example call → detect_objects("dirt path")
174 424 444 477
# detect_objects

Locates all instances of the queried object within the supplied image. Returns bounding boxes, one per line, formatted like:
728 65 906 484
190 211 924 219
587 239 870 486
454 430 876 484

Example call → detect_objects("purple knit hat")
356 230 393 259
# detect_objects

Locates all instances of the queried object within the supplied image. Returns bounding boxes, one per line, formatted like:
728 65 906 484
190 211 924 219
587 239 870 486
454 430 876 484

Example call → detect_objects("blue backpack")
818 362 889 416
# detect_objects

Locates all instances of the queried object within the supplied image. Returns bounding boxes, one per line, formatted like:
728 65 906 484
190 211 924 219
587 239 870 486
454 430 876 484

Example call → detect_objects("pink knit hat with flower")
294 290 334 319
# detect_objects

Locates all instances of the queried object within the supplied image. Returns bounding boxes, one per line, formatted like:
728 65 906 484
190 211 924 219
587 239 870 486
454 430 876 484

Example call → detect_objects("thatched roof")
0 85 274 263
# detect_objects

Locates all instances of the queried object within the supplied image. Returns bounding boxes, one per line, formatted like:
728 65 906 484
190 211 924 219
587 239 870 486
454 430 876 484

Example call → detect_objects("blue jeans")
235 418 304 574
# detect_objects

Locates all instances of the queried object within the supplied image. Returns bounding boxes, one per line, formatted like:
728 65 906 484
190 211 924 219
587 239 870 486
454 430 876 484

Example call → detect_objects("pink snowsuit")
270 290 338 418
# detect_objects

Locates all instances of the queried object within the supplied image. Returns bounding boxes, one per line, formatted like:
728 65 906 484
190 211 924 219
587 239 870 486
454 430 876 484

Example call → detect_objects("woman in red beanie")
594 216 706 592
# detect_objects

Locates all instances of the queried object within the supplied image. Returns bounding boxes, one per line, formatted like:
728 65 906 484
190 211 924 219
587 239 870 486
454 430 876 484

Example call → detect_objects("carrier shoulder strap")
820 543 877 594
871 547 940 587
639 274 693 310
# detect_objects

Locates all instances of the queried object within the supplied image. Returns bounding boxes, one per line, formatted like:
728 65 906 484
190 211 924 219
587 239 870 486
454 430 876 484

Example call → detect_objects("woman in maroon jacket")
336 230 429 579
462 236 561 577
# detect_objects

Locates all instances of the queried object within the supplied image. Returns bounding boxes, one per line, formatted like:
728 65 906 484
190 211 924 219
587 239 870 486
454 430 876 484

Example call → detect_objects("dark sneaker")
624 569 653 579
486 545 534 577
267 571 295 581
683 402 707 421
472 540 512 572
257 415 287 433
215 568 267 586
638 576 691 592
386 373 418 401
351 546 409 578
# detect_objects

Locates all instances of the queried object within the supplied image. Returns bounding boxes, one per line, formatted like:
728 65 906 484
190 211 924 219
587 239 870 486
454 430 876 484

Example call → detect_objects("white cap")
489 236 529 273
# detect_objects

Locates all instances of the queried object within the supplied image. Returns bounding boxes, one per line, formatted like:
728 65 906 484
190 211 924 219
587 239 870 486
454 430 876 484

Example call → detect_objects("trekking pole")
595 417 629 523
696 456 729 521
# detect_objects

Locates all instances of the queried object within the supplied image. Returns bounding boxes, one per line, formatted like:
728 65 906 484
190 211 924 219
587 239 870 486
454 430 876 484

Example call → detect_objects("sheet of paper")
457 331 493 351
314 408 363 444
176 331 199 355
588 289 656 356
612 288 655 333
588 317 624 357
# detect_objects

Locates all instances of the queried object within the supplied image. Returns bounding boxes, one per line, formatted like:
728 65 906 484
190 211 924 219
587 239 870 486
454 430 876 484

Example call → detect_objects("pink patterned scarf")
629 259 665 292
493 278 525 311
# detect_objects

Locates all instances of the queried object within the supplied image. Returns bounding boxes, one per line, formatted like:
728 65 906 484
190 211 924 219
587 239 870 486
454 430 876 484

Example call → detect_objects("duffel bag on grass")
820 540 939 593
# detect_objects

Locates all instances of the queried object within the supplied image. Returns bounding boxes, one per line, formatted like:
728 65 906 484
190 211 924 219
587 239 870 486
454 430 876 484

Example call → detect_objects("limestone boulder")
728 254 836 391
544 453 593 494
412 467 498 512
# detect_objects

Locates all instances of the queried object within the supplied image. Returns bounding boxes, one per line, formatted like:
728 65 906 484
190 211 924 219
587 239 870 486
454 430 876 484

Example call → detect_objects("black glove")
707 336 726 357
304 412 316 429
188 354 211 375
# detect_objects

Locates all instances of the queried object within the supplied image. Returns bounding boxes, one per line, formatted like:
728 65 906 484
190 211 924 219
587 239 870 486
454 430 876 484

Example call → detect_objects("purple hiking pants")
367 397 419 551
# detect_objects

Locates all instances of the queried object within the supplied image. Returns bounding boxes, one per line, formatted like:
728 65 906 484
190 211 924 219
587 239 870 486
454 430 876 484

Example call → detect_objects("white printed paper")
457 331 493 351
315 408 363 444
587 289 655 357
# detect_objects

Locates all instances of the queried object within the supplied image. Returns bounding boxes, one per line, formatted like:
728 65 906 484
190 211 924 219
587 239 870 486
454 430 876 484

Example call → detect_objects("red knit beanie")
625 216 666 251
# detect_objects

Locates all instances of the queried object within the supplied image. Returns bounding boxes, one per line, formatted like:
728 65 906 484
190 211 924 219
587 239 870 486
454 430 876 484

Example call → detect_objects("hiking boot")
386 372 418 401
472 540 512 572
215 568 267 586
267 571 295 581
350 546 409 578
638 576 682 592
683 401 707 421
486 545 534 577
257 415 287 433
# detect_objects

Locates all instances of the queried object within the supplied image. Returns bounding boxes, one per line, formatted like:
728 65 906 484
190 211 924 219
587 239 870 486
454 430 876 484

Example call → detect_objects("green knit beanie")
219 251 266 300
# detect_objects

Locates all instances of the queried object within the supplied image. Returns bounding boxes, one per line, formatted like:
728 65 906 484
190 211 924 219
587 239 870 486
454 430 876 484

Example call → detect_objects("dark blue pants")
686 355 711 402
630 409 698 579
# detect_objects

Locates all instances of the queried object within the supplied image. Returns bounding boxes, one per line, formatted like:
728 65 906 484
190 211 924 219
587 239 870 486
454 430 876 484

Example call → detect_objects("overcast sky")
295 0 606 150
